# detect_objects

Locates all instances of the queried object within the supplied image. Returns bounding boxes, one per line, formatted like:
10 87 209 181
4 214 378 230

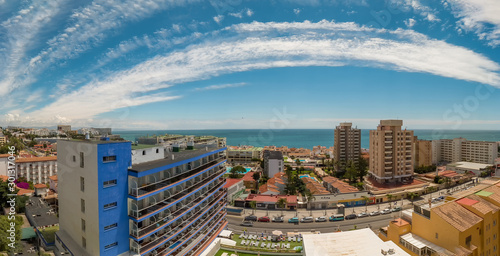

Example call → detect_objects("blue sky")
1 0 500 130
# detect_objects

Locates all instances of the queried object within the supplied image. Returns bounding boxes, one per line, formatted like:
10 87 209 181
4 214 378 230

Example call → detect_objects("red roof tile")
457 198 478 206
223 178 242 188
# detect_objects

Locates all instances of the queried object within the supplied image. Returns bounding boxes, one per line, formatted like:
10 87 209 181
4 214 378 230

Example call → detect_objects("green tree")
229 165 246 178
407 192 418 205
295 159 301 167
386 194 394 208
249 200 257 215
277 198 287 216
306 191 315 216
357 156 369 182
0 215 23 252
344 161 357 183
361 195 370 212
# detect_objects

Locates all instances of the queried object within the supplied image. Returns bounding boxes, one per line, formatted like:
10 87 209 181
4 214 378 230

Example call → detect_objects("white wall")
58 141 100 255
0 157 8 176
267 159 283 178
131 146 165 165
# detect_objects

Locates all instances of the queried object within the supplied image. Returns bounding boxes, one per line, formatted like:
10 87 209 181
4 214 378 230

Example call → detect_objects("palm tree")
361 196 370 212
407 192 418 205
277 198 287 216
249 200 257 215
386 194 394 208
306 191 315 216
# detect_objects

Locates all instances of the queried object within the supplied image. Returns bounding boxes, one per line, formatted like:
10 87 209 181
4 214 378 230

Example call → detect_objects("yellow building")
0 134 6 145
380 180 500 256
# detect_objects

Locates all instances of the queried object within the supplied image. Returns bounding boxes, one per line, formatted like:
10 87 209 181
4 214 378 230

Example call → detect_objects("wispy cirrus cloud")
194 82 247 91
445 0 500 47
7 20 500 126
387 0 440 22
0 0 66 96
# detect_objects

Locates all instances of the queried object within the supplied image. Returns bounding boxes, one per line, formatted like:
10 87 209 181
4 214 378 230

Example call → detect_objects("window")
466 235 472 247
104 223 117 231
142 150 146 155
73 155 76 162
156 149 159 153
81 219 86 232
80 152 84 168
103 179 117 187
104 242 118 250
435 233 438 239
103 156 117 162
81 199 85 213
82 237 86 248
104 202 117 209
495 220 497 226
80 177 85 192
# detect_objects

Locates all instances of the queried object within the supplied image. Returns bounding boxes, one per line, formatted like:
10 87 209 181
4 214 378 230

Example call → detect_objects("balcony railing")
130 168 225 219
130 158 225 197
139 203 226 255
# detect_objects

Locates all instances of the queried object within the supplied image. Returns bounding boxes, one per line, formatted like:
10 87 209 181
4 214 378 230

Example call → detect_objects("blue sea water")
114 129 500 149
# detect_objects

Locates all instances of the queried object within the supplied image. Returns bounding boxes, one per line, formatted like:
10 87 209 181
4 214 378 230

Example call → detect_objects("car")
330 214 344 221
315 216 327 222
258 216 271 222
301 217 314 223
240 221 253 227
288 217 299 223
381 208 392 215
369 211 380 216
272 216 284 222
392 207 402 212
357 212 368 218
438 196 445 200
244 215 258 222
345 214 357 220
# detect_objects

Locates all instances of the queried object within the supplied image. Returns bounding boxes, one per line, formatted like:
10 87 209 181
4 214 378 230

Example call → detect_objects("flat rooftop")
448 161 492 170
129 145 224 172
25 197 58 227
302 228 410 256
131 144 159 150
61 139 130 144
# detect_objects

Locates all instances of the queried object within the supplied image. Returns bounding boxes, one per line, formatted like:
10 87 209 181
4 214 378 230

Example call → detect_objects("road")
226 214 397 234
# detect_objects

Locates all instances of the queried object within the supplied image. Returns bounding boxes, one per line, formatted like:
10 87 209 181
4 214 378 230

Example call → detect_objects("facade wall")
369 120 414 183
0 157 8 176
17 160 57 184
432 138 497 165
333 122 361 171
415 139 432 167
131 146 165 165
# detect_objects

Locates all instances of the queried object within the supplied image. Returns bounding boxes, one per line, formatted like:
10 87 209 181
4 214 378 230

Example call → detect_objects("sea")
114 129 500 149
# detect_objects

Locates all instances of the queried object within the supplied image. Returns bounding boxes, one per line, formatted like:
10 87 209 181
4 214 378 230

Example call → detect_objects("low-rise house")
48 175 58 193
244 194 298 210
224 178 245 203
322 176 359 194
34 184 48 197
242 171 256 189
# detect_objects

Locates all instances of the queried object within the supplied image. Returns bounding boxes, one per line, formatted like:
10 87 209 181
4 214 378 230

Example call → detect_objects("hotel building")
263 150 283 178
432 138 498 165
369 120 414 183
333 122 361 172
414 139 432 167
55 136 228 256
16 156 58 184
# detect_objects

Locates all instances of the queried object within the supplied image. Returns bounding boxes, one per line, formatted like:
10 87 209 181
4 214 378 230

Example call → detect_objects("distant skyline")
1 0 499 130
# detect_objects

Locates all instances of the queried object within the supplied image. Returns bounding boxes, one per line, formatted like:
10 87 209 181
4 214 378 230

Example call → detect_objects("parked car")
288 217 299 223
258 216 271 222
369 211 380 216
315 216 327 222
381 208 392 215
301 217 314 223
272 216 284 222
330 214 344 221
357 212 368 218
391 207 402 212
244 215 258 221
345 214 357 220
241 221 253 227
438 196 445 200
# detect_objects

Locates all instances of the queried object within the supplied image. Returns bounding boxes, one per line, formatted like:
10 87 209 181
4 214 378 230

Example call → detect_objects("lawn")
39 226 59 244
215 248 299 256
231 234 303 251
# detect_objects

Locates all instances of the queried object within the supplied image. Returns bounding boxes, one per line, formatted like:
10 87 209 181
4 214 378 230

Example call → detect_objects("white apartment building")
432 138 498 165
227 147 262 164
16 156 58 184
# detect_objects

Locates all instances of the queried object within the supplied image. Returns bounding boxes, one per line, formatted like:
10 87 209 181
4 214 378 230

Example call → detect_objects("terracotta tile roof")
456 198 478 206
16 188 34 196
433 202 482 232
242 171 255 182
481 186 500 205
465 195 500 215
34 184 47 189
0 175 8 182
48 175 58 182
323 176 359 193
246 194 297 204
16 156 57 163
223 178 242 188
0 154 10 158
391 218 410 227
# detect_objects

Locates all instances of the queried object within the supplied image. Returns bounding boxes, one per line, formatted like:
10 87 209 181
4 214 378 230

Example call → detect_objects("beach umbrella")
272 230 283 236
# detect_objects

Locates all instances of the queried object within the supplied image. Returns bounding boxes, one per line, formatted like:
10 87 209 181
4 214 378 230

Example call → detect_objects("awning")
21 227 36 240
400 233 454 255
218 230 233 238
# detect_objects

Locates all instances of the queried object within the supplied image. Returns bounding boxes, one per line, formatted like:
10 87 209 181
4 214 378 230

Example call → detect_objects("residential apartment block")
0 132 6 145
414 139 432 167
263 150 283 178
369 120 414 183
56 136 228 256
16 156 58 184
432 138 498 165
227 146 262 164
380 181 500 256
333 122 361 171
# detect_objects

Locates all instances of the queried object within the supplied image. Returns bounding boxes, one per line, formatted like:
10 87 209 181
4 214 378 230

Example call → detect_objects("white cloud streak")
194 82 247 91
7 20 500 126
445 0 500 47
